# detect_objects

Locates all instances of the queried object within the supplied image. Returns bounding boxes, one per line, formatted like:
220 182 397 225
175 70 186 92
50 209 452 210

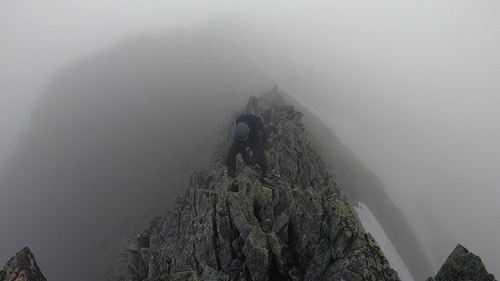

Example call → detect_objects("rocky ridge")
1 90 496 281
113 90 400 280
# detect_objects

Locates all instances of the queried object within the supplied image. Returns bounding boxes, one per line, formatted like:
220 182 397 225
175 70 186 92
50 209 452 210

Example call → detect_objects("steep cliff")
113 90 400 280
0 248 46 281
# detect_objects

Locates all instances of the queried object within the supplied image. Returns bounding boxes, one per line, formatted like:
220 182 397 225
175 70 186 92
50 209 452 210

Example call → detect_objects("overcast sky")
1 0 500 277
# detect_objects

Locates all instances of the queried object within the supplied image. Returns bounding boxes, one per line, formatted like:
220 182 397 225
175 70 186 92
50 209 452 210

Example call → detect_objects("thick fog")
1 1 500 279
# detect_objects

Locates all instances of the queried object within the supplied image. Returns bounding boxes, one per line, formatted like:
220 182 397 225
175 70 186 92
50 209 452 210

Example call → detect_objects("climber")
226 114 269 179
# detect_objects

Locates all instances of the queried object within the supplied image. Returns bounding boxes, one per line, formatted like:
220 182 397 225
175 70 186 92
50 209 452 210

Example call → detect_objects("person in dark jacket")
226 114 268 178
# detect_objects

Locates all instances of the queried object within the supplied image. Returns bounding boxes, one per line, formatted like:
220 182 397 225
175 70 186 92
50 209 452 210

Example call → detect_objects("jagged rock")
0 247 46 281
427 244 496 281
114 89 400 280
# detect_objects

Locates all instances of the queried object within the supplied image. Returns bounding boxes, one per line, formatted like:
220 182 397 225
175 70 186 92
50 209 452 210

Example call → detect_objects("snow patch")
354 201 414 281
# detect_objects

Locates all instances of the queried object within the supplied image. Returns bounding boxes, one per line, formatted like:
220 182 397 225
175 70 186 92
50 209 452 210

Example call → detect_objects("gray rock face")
114 89 400 280
284 91 433 280
0 247 46 281
427 244 496 281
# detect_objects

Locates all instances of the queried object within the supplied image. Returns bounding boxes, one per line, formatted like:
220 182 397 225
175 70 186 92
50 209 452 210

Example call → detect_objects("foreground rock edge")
0 247 47 281
427 243 496 281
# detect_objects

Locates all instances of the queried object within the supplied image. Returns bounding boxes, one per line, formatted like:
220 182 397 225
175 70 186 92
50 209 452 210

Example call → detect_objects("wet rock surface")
427 244 496 281
113 89 400 281
0 247 46 281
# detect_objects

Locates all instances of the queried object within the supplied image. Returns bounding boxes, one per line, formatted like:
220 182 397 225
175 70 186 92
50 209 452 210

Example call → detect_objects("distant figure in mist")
226 114 269 179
